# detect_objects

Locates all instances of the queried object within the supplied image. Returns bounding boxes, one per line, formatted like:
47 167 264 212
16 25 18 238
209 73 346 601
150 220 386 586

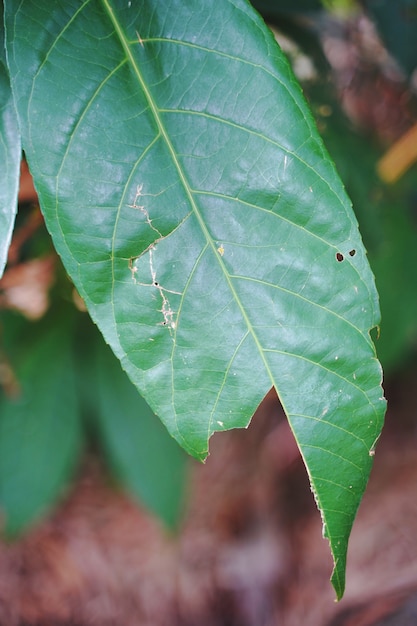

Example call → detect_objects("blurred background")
1 1 417 624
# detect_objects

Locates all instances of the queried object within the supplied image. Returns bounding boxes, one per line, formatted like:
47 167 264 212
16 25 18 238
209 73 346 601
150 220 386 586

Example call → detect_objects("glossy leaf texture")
0 2 20 278
0 312 82 536
5 0 386 597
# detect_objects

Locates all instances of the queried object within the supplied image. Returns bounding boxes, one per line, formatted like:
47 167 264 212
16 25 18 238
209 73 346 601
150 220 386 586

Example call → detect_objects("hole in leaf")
336 252 344 262
370 325 381 342
349 249 356 257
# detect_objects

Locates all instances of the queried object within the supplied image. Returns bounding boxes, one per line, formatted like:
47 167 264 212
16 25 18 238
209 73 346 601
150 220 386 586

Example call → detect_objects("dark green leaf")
0 9 20 277
5 0 386 597
251 0 322 17
93 335 188 528
0 313 83 536
363 0 417 76
307 84 417 371
371 202 417 368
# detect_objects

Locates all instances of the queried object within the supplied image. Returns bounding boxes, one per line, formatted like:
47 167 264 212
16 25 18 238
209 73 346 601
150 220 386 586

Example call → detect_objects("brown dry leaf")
0 256 56 319
18 159 37 204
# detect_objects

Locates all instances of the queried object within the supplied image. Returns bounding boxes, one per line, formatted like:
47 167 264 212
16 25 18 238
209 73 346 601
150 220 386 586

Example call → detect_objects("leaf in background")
363 0 417 77
250 0 322 19
5 0 386 597
93 334 188 528
73 313 188 527
310 91 417 371
0 312 83 536
0 8 20 278
95 338 186 527
371 201 417 368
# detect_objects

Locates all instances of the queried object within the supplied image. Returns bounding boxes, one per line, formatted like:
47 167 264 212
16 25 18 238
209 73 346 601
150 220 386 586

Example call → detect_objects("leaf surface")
5 0 386 597
0 7 20 277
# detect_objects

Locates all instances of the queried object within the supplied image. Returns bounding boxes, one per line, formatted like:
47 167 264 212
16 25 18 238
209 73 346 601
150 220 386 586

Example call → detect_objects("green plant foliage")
2 0 386 598
93 329 188 528
251 0 322 17
369 197 417 368
321 118 417 371
0 291 188 532
304 76 417 371
0 2 19 278
0 312 82 536
363 0 417 76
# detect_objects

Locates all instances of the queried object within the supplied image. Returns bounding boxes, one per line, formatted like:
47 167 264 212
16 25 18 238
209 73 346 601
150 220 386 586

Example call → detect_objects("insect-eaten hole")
336 252 344 262
349 249 356 257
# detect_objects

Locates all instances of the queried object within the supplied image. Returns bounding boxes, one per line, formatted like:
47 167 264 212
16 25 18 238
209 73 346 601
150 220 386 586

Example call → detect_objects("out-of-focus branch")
377 122 417 183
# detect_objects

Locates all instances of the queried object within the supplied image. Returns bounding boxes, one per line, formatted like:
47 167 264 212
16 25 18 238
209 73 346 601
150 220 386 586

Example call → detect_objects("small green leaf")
0 9 20 278
5 0 386 597
93 335 188 528
0 313 82 536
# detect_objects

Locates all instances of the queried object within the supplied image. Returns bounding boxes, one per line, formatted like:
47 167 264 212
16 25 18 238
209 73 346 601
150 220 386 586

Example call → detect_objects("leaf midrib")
129 35 334 181
101 0 279 398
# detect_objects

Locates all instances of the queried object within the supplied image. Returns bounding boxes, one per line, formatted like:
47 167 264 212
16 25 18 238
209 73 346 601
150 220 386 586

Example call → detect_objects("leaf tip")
331 566 345 602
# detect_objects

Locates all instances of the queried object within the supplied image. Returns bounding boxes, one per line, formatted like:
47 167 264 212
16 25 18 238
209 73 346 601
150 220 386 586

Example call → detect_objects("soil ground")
0 368 416 626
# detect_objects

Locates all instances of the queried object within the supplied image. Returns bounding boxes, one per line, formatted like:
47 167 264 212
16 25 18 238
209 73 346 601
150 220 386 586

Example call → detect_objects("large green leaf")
0 3 20 278
0 312 82 535
5 0 386 597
